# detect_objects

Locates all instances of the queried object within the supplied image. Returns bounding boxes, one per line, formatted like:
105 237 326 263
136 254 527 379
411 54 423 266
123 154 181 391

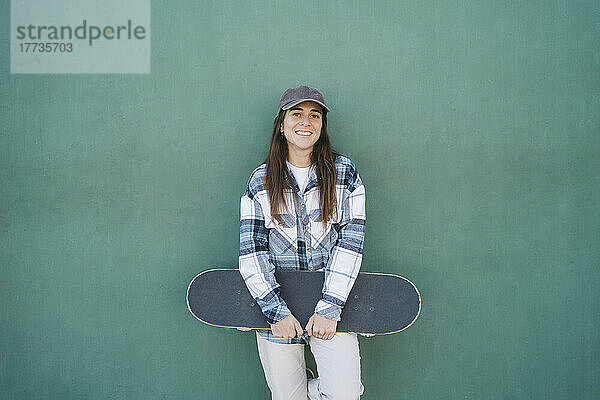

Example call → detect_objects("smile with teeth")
295 130 312 136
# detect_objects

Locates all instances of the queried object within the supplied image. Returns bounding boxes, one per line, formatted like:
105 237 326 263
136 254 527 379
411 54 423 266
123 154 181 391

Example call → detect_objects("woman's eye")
293 113 300 117
312 114 320 119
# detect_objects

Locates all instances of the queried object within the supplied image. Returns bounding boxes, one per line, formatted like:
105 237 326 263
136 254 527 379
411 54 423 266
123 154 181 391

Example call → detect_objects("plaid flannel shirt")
239 155 366 344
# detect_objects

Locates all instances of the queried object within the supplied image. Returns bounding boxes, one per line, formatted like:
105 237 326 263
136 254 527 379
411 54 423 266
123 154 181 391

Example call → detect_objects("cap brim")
281 98 330 113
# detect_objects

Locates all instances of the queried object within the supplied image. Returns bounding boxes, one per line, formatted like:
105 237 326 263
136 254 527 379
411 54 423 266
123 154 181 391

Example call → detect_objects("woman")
239 85 366 400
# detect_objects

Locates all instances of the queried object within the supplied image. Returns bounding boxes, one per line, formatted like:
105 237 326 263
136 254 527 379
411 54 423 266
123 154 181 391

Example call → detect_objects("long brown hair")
265 108 338 227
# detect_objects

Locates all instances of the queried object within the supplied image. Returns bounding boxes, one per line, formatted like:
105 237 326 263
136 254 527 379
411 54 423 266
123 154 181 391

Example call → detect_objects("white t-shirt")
286 161 313 193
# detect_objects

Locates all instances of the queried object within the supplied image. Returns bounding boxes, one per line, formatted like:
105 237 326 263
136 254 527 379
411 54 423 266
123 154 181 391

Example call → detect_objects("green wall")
1 1 599 398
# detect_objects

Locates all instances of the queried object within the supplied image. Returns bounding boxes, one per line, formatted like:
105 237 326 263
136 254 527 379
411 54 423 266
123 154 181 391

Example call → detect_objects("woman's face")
281 101 323 155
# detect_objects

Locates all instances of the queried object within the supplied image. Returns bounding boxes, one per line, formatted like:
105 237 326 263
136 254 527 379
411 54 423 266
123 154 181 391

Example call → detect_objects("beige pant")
256 332 364 400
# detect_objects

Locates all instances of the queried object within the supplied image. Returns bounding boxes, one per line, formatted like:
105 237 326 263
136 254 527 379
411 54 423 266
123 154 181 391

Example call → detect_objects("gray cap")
278 85 330 113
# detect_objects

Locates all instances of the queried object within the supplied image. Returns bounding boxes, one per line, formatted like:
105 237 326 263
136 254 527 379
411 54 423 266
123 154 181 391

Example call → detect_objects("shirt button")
301 204 305 208
307 248 311 253
304 225 309 231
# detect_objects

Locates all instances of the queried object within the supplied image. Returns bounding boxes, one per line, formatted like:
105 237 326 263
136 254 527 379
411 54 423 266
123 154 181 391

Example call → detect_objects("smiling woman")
281 102 323 162
266 87 337 231
238 85 366 399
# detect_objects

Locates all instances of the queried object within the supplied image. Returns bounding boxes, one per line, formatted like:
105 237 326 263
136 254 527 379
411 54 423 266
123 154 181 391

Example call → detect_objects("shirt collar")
285 162 319 194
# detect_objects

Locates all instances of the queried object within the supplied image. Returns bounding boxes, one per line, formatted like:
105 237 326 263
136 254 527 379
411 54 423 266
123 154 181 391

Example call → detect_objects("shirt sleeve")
239 183 292 325
314 167 366 321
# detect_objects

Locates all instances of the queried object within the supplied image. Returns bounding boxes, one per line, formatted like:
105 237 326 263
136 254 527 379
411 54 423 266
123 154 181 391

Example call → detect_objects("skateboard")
187 269 420 335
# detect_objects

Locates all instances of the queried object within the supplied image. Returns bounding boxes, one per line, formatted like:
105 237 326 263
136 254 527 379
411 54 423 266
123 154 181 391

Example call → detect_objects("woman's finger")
305 316 313 336
294 319 303 337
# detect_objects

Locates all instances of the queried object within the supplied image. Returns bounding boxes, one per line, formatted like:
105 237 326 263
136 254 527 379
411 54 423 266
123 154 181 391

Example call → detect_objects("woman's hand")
271 314 304 339
305 313 337 340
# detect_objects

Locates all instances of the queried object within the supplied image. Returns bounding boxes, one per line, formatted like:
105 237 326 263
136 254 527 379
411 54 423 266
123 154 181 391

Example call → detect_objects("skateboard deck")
187 269 420 335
